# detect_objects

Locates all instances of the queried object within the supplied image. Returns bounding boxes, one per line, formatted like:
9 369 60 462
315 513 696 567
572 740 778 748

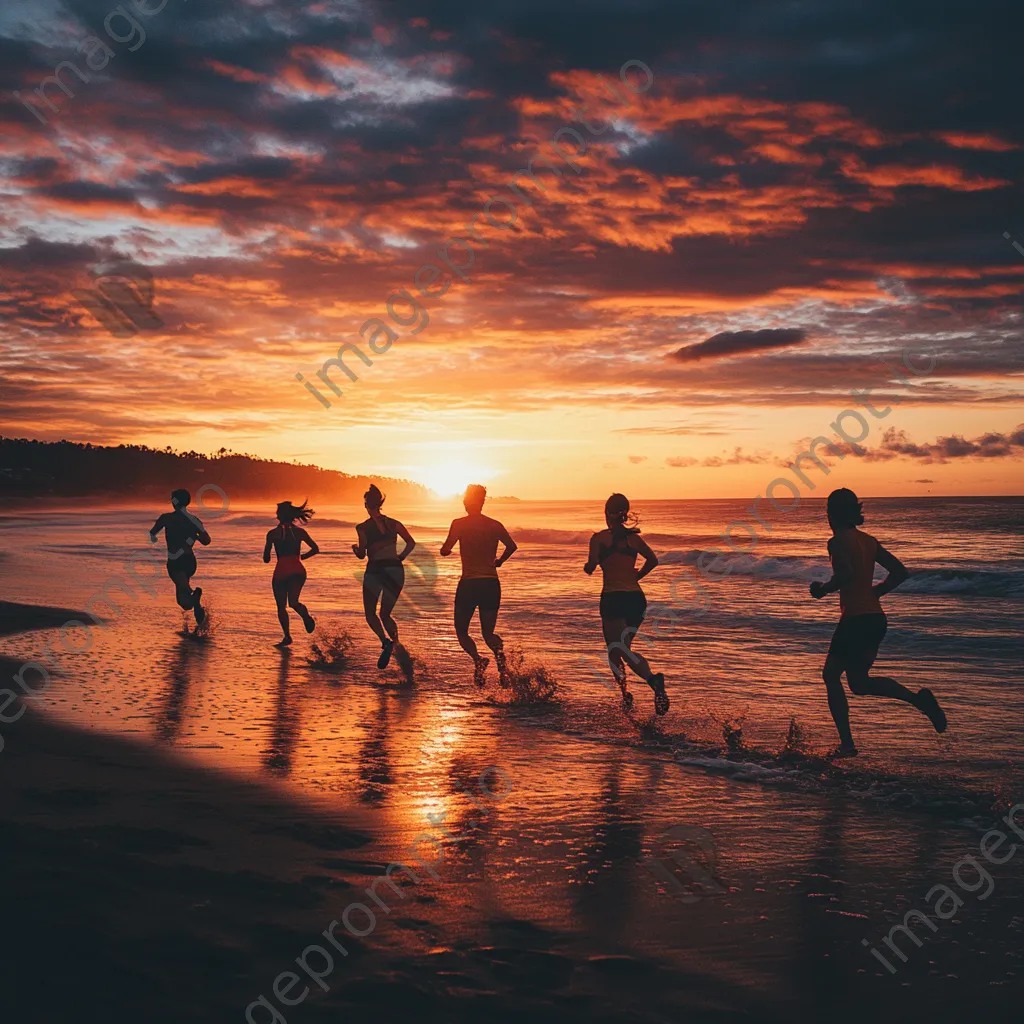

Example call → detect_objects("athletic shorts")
828 613 888 668
600 591 647 628
364 560 405 598
166 550 197 580
455 577 501 617
273 555 306 585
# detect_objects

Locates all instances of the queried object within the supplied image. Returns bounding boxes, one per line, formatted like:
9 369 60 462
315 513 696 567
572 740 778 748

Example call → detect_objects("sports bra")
360 516 399 561
270 523 303 558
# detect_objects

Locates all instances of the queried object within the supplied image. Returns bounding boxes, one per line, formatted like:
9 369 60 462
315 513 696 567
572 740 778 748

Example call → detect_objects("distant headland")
0 437 433 505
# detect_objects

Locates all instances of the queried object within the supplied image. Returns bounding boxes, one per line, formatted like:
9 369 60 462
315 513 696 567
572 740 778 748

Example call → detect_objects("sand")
1 600 1021 1023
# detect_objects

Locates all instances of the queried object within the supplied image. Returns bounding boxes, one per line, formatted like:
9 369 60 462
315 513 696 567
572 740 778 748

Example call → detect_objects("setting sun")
417 459 495 498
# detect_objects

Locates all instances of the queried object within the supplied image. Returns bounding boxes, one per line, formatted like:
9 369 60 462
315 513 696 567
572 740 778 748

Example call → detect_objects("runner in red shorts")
263 501 319 646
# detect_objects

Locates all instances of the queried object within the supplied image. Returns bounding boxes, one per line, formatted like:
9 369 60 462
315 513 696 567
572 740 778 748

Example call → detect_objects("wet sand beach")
3 698 1023 1023
1 499 1022 1022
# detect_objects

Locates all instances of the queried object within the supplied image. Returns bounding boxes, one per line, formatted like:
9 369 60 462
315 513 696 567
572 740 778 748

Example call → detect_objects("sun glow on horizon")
415 458 496 498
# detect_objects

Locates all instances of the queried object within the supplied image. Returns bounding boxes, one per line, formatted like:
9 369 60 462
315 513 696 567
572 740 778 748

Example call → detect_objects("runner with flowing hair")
263 500 319 646
584 493 668 714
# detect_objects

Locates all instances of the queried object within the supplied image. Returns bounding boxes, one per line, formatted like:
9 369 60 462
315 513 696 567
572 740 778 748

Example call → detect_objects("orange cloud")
839 155 1010 191
937 132 1019 152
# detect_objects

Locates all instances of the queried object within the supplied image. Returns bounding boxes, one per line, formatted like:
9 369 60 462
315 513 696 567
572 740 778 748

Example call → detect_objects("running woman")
440 484 518 686
584 493 668 714
352 484 416 668
150 489 211 626
263 501 319 646
810 487 947 757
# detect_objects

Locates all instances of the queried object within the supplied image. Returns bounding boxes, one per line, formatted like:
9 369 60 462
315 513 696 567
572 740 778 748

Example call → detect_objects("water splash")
500 647 559 705
778 716 809 759
393 643 417 685
722 719 744 753
181 604 213 640
307 630 356 673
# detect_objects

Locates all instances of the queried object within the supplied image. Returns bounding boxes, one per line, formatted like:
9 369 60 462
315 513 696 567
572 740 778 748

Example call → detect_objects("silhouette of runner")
352 484 415 668
263 501 319 646
810 487 947 757
149 489 211 626
584 493 668 714
441 484 517 686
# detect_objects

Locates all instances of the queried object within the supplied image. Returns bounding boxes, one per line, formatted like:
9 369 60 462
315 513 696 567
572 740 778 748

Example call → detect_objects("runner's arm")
351 525 367 559
439 521 459 557
873 543 909 597
810 537 852 599
495 524 517 567
395 520 416 562
179 507 211 545
633 535 659 581
584 534 601 574
263 530 274 563
300 529 320 560
149 514 166 543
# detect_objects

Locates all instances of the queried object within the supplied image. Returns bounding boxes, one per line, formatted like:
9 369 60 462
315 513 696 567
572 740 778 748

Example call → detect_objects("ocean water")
1 496 1020 812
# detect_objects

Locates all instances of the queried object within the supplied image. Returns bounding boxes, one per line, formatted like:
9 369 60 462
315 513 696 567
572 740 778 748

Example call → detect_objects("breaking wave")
659 549 1024 597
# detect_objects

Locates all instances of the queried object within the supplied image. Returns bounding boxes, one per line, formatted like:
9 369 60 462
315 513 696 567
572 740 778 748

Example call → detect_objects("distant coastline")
0 437 432 505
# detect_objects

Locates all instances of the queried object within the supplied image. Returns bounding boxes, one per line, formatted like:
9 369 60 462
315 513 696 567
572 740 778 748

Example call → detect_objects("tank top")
598 530 642 593
835 528 883 617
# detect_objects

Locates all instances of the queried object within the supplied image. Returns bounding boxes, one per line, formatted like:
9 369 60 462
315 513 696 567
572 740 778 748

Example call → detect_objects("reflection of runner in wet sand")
441 484 517 687
149 489 210 627
263 501 319 647
352 484 416 669
584 493 668 715
810 488 947 757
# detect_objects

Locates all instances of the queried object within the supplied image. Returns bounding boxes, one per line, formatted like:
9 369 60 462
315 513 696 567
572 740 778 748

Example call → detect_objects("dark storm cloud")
42 181 141 204
672 328 808 363
0 236 98 271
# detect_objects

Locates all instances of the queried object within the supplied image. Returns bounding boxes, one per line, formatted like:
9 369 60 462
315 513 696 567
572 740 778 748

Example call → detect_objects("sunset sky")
1 0 1022 499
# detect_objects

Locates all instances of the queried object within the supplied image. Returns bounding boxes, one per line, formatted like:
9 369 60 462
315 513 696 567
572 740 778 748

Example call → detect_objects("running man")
440 484 517 686
263 500 319 646
352 484 416 669
149 489 211 626
584 493 668 714
810 487 947 757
